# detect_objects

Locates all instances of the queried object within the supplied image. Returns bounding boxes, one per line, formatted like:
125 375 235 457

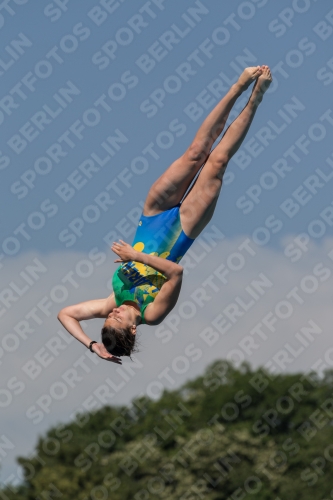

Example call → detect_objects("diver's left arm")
57 294 122 363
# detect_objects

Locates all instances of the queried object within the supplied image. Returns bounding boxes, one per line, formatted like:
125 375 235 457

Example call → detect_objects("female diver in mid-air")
58 65 272 364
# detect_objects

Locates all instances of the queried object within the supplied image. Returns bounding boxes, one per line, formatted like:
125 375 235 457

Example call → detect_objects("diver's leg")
180 66 272 238
143 66 263 215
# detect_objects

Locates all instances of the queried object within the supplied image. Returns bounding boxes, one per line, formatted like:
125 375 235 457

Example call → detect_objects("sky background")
1 0 333 487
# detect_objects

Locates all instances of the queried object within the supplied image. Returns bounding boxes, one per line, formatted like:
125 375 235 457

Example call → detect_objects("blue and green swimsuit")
112 204 194 323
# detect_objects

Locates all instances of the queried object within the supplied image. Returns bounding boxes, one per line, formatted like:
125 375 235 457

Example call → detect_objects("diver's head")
101 305 140 357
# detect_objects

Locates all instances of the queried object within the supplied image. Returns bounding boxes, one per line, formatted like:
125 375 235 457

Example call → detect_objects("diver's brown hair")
101 325 137 357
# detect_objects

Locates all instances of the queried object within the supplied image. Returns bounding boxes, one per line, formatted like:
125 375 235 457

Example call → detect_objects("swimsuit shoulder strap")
140 303 149 325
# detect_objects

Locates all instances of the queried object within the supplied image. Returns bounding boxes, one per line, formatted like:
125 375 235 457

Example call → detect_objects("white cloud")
1 236 333 484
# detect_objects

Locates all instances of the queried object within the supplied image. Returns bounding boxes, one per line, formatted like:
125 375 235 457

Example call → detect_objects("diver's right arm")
111 240 183 325
111 240 182 279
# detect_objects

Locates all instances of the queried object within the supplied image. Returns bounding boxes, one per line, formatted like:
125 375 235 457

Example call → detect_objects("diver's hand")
111 240 138 263
91 342 122 364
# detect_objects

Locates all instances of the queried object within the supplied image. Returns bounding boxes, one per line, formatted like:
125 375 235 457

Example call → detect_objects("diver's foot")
250 65 272 105
236 66 263 92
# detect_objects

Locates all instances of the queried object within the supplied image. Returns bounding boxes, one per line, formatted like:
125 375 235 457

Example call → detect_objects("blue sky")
2 0 333 256
1 0 333 487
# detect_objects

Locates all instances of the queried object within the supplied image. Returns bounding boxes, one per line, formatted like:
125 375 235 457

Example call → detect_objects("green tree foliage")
2 361 333 500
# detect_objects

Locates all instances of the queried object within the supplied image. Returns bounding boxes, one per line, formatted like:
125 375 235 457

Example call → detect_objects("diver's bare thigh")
143 150 209 216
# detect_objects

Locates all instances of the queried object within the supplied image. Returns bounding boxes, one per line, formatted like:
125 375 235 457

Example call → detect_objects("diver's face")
103 305 137 333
